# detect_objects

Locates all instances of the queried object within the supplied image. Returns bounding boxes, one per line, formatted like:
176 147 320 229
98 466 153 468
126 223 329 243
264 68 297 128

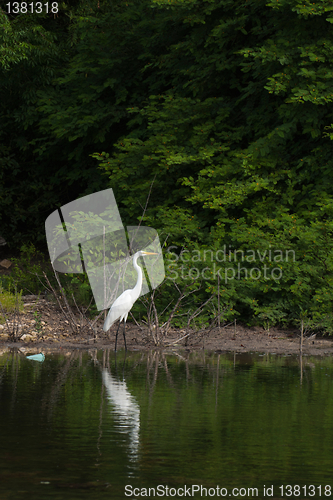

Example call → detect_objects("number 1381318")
6 2 58 13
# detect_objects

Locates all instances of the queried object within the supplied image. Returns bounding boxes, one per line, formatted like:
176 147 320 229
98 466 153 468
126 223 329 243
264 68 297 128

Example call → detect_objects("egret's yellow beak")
142 251 158 255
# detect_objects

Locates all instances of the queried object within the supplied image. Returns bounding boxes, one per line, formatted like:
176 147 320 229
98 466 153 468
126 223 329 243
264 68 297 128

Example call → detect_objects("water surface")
0 348 332 499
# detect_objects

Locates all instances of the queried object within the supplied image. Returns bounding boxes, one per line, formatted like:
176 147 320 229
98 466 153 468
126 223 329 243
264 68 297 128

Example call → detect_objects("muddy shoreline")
1 296 333 356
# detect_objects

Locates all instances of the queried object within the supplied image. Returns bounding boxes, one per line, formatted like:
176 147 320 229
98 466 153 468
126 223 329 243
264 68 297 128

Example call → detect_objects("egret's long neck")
132 253 143 301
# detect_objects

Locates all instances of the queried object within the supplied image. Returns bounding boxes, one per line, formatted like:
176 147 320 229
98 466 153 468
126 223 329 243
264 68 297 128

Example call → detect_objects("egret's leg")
123 321 127 351
115 320 121 352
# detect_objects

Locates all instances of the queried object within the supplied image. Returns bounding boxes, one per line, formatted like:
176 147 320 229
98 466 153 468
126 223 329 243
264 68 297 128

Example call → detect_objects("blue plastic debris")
26 353 45 362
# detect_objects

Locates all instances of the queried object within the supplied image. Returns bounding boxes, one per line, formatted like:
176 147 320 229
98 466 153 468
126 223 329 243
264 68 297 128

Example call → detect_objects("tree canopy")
1 0 333 331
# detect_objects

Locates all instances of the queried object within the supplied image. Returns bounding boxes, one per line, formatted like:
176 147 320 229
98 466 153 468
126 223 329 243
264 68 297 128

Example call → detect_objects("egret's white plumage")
103 250 157 350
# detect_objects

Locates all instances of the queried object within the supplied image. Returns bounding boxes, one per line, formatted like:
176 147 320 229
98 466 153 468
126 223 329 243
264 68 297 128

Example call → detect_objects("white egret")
103 250 158 351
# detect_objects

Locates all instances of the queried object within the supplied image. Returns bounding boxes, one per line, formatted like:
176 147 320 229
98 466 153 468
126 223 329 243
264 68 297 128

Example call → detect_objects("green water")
0 349 332 499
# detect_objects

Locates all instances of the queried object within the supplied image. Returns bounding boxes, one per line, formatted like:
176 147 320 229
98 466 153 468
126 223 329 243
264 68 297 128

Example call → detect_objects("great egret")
103 250 158 351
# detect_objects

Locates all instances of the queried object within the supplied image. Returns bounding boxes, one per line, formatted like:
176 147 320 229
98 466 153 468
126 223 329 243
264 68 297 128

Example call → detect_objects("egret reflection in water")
102 368 140 460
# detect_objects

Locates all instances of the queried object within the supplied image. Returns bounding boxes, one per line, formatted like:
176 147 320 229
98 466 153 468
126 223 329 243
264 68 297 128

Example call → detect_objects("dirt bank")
1 295 333 356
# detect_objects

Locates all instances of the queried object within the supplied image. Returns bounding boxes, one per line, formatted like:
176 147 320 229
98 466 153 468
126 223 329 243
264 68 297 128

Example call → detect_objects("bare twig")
129 174 157 253
165 332 191 346
217 273 220 331
43 270 78 334
162 283 202 336
149 290 160 346
159 299 175 319
187 295 215 329
129 311 144 330
191 304 229 343
136 174 157 225
71 292 97 335
42 269 98 336
146 292 158 345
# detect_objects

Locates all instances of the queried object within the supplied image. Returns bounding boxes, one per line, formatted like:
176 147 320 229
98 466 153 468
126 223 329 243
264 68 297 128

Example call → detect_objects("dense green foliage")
1 0 333 331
